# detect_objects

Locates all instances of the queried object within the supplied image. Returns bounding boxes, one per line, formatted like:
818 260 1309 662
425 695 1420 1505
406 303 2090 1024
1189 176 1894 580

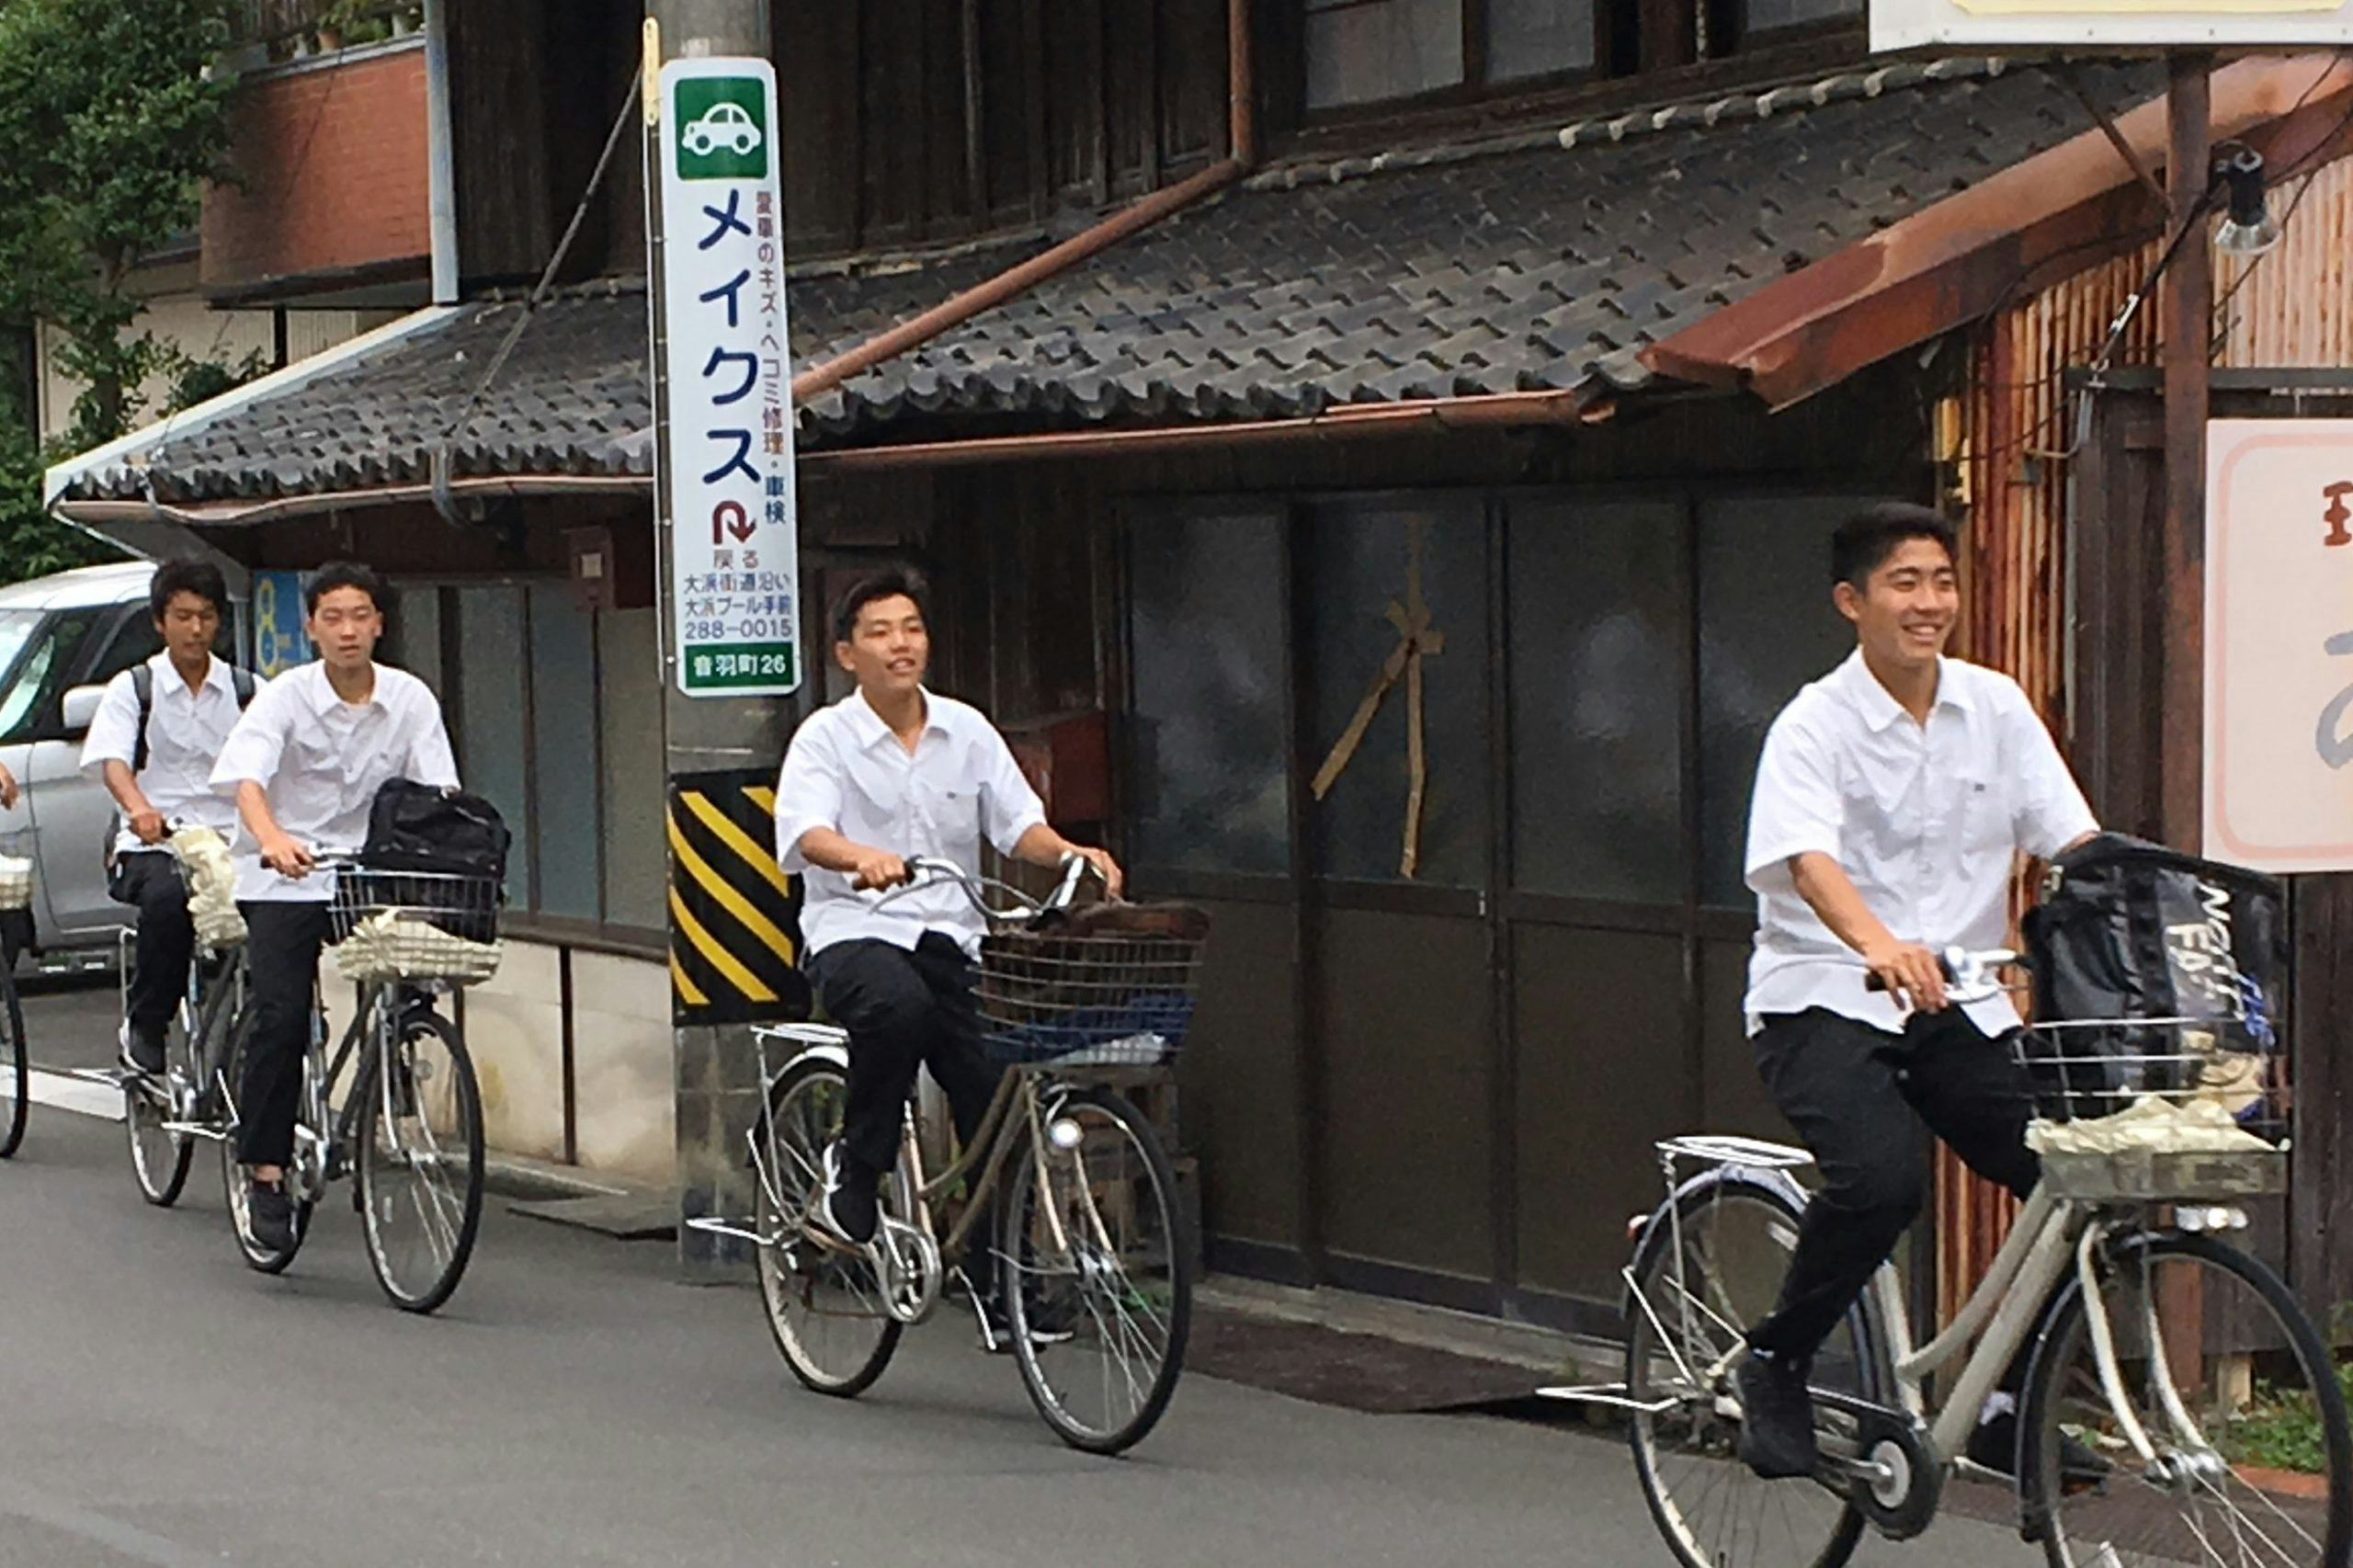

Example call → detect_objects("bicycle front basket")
975 903 1209 1066
328 865 504 983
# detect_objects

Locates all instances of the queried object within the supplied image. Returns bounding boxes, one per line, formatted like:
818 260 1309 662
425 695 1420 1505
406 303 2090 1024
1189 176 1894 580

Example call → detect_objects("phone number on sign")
685 619 794 642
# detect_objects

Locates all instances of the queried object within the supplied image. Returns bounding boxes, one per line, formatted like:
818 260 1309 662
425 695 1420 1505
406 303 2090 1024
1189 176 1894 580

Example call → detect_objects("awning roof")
51 55 2167 510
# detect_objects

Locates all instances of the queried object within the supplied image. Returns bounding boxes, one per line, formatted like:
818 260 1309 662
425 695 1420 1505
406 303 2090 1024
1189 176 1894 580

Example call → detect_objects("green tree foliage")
0 0 243 584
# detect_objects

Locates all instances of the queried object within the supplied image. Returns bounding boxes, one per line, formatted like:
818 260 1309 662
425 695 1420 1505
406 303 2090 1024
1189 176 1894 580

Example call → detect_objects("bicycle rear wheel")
1626 1171 1873 1568
0 965 23 1159
2024 1230 2352 1568
125 1005 196 1206
1002 1084 1191 1456
756 1057 902 1396
356 1008 485 1313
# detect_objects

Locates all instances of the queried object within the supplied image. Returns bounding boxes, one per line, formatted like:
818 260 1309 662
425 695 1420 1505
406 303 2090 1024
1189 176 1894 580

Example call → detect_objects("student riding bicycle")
1734 502 2103 1483
771 565 1120 1349
78 561 256 1075
206 562 459 1256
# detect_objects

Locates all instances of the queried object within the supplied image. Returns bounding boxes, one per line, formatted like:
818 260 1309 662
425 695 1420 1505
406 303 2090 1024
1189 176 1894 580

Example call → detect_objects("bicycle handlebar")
891 853 1103 923
1863 946 2018 1006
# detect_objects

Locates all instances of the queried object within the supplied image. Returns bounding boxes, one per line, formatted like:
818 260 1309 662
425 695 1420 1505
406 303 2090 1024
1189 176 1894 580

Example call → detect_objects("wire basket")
2015 1018 2290 1199
328 866 503 984
975 906 1207 1066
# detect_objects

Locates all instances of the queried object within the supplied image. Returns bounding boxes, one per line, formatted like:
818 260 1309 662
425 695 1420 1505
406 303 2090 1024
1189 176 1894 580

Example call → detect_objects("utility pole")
647 0 789 1279
2161 52 2212 853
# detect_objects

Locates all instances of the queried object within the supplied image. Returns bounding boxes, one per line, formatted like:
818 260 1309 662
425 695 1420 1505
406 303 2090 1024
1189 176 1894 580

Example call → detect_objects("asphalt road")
3 979 2050 1568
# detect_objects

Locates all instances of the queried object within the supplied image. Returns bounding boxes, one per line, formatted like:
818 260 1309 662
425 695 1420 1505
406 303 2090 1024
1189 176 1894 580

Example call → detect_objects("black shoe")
248 1180 297 1254
1966 1410 2113 1491
813 1143 877 1246
118 1022 165 1076
1736 1350 1821 1479
974 1294 1079 1355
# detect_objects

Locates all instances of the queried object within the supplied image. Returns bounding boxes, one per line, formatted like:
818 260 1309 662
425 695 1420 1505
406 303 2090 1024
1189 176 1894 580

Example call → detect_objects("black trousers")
236 901 331 1167
110 851 195 1038
806 933 1003 1181
1748 1006 2041 1365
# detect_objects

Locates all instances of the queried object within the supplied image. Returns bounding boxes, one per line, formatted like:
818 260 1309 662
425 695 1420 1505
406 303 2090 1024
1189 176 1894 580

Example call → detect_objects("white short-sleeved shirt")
79 653 246 855
1743 651 2097 1037
209 662 459 903
774 688 1047 958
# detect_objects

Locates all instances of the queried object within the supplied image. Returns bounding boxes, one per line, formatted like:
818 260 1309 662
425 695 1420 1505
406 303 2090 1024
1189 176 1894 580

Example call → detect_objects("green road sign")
675 76 768 180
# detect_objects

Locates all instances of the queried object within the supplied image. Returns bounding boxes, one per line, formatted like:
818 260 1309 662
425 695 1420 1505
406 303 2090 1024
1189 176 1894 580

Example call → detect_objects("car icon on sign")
682 101 762 157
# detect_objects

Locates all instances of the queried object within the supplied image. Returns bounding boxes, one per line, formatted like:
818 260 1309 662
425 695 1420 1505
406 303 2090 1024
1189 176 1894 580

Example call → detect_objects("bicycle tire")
2021 1228 2353 1568
1624 1168 1879 1568
0 964 24 1159
355 1007 485 1314
221 1015 313 1273
125 1004 196 1206
1002 1084 1192 1456
756 1058 903 1396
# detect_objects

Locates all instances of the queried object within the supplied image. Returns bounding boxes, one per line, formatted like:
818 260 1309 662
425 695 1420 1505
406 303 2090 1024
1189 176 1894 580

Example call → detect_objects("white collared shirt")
80 653 246 855
1744 650 2097 1037
209 662 459 903
774 687 1047 958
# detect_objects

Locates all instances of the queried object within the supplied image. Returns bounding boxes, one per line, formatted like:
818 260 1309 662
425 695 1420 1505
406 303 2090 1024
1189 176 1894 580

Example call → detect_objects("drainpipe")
790 0 1258 404
423 0 459 303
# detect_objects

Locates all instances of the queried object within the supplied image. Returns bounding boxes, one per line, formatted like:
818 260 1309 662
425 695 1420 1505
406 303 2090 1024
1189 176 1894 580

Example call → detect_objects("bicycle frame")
289 979 433 1198
1596 1151 2222 1488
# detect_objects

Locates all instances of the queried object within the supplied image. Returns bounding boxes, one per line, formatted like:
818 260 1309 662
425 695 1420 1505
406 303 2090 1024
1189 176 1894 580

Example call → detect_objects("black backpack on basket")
361 779 511 882
2021 834 2288 1111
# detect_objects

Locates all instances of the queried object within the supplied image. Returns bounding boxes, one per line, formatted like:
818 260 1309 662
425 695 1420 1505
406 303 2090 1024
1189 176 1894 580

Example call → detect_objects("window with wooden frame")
1300 0 1859 114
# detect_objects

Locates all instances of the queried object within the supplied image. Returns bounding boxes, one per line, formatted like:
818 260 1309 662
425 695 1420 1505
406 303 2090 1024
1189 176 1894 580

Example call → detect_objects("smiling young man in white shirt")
209 562 457 1253
1733 503 2100 1483
773 567 1119 1345
80 561 256 1074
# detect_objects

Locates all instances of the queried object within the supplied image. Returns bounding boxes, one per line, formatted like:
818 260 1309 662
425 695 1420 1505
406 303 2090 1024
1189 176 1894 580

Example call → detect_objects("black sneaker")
118 1021 166 1076
1966 1409 2113 1491
974 1294 1079 1355
1736 1349 1821 1479
812 1142 877 1246
248 1180 298 1254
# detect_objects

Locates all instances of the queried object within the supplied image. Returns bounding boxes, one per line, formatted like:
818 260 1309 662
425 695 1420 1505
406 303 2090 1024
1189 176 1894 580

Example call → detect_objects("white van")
0 561 187 965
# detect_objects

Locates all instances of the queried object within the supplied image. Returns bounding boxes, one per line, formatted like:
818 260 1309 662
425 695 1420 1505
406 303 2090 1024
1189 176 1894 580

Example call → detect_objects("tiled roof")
57 57 2154 505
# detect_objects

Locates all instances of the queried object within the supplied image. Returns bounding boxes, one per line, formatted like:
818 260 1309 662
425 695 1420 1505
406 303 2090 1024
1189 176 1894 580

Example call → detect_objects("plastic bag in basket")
169 825 246 949
0 852 30 913
332 910 501 984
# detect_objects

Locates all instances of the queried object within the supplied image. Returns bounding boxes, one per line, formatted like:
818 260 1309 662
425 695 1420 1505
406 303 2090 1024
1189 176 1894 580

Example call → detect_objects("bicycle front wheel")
1001 1084 1192 1456
2025 1230 2352 1568
0 965 23 1159
356 1008 485 1313
756 1057 902 1396
126 1006 196 1205
1626 1171 1873 1568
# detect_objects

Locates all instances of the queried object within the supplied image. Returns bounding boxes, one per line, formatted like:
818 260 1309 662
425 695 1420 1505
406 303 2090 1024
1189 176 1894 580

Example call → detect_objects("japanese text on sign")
2205 420 2353 872
656 58 801 699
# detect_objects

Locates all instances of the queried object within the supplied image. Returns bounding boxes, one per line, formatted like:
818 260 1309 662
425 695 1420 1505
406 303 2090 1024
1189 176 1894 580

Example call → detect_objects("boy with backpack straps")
79 562 257 1074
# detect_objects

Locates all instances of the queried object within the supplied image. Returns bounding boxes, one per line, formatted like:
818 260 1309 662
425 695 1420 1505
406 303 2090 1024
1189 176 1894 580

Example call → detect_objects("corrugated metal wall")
1935 153 2353 1322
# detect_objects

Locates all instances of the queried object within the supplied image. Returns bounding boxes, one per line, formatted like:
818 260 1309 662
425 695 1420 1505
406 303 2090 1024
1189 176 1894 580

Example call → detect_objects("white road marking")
28 1068 124 1122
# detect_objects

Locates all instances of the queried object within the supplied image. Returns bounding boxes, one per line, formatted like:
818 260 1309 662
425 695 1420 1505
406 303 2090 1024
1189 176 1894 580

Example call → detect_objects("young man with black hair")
209 562 457 1251
80 561 255 1074
1734 502 2102 1482
773 566 1120 1347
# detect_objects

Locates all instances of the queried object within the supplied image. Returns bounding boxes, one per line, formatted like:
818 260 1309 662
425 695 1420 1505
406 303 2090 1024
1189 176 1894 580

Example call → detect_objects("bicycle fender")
1623 1162 1811 1320
2012 1225 2188 1545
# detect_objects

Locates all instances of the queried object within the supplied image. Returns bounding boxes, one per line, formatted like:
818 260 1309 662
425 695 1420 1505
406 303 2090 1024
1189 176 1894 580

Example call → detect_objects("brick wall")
201 43 430 295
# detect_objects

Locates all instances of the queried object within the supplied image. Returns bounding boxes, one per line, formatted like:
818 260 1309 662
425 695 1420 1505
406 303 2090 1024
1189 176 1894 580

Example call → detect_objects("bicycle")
214 857 500 1314
0 854 28 1159
111 838 248 1208
690 855 1203 1455
1549 949 2351 1568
